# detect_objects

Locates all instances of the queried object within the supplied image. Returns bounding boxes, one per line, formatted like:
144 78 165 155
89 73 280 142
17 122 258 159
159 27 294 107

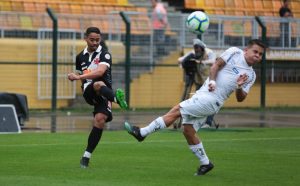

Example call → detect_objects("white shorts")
179 92 222 131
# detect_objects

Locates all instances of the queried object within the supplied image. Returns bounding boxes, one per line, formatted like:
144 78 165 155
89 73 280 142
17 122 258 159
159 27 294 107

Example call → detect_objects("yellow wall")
0 38 124 109
224 83 300 107
1 38 299 109
130 73 300 108
129 50 300 108
130 51 183 108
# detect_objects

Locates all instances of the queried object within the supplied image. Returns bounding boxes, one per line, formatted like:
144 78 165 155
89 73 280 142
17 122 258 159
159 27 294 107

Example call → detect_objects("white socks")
83 151 91 159
189 143 209 165
140 117 166 137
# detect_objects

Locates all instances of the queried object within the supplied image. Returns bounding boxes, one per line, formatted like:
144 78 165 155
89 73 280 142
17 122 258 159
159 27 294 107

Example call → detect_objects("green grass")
0 128 299 186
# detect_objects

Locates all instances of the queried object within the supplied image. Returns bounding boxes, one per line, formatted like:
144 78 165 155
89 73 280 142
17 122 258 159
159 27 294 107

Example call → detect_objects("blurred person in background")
178 39 216 101
151 0 168 58
279 0 293 47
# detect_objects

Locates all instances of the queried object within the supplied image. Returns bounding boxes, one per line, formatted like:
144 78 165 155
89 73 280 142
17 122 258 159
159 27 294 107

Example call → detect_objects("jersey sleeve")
219 47 241 64
99 51 112 68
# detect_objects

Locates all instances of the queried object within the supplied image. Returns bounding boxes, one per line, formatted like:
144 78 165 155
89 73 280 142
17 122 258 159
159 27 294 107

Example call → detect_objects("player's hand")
208 80 216 92
237 73 248 87
67 73 80 81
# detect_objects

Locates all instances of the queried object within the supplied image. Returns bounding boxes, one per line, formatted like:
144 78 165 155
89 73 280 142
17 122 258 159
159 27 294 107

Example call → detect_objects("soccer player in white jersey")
124 39 266 176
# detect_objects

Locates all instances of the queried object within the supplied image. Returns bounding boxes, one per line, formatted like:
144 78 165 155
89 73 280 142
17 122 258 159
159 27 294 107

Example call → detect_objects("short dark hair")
85 27 101 36
247 39 267 49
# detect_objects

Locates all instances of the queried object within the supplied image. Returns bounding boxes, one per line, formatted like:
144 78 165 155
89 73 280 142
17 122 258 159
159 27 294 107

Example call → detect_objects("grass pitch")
0 128 299 186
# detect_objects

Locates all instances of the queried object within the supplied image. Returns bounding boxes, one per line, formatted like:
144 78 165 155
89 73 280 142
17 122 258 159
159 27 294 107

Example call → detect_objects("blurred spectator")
279 0 293 47
279 0 293 17
151 0 168 58
178 39 215 101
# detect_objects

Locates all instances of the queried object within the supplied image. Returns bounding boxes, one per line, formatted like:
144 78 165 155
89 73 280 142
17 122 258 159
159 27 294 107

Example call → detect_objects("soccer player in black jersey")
67 27 127 168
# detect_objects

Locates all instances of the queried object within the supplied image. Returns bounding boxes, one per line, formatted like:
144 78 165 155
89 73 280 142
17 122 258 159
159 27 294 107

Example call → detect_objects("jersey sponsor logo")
232 67 239 74
82 66 87 71
107 101 112 112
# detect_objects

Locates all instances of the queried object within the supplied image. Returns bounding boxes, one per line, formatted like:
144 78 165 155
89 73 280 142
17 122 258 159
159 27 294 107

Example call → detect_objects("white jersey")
197 47 256 104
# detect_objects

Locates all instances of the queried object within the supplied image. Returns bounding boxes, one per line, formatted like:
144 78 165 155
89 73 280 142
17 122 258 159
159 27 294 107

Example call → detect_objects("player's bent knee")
93 81 105 91
93 114 107 128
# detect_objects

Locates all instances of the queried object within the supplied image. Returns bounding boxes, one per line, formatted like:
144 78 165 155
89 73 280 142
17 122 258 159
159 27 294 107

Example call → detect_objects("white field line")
0 137 300 147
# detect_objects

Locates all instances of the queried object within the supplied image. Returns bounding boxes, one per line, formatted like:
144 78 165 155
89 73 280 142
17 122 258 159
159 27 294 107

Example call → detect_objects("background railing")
0 11 299 109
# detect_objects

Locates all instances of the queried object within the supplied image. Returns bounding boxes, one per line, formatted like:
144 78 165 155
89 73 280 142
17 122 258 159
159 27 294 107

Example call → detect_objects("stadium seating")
0 0 132 14
0 0 150 34
183 0 300 18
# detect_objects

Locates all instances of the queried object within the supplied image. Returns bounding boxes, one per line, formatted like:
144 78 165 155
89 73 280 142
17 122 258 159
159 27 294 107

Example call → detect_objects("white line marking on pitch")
0 137 300 147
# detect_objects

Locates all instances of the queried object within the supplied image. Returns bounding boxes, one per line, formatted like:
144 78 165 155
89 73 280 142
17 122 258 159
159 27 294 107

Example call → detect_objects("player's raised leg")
124 105 181 141
115 88 128 109
124 121 145 142
94 82 128 110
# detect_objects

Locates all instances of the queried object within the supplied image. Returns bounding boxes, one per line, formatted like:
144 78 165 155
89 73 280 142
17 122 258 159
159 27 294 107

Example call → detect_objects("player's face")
244 44 264 66
151 0 157 8
85 32 101 52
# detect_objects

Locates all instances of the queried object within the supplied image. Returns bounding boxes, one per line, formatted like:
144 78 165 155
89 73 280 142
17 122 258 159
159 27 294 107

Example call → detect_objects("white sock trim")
83 151 91 158
189 143 209 165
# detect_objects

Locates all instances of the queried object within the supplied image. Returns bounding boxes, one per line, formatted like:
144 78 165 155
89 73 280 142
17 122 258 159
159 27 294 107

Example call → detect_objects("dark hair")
85 27 101 36
247 39 267 49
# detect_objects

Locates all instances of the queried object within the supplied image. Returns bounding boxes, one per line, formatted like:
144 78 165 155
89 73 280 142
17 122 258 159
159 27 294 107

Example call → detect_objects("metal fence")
0 11 299 108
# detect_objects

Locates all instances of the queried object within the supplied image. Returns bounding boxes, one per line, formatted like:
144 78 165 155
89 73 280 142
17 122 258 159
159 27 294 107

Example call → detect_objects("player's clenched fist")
68 73 80 81
208 80 216 92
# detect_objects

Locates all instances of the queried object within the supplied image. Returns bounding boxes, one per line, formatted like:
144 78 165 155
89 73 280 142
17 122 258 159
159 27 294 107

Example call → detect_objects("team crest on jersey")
105 54 111 60
93 58 100 64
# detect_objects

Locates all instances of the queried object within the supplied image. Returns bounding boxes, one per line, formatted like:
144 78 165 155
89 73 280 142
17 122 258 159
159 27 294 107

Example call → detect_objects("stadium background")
0 0 299 130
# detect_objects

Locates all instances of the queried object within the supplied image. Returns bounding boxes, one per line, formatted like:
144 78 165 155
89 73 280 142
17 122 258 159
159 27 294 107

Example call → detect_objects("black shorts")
83 82 112 122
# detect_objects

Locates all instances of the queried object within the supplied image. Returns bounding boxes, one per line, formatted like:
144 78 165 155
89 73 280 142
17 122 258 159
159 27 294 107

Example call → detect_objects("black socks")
86 126 103 153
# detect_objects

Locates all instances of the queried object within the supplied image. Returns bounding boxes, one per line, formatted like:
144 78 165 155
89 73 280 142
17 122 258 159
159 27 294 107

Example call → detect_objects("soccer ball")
185 11 210 35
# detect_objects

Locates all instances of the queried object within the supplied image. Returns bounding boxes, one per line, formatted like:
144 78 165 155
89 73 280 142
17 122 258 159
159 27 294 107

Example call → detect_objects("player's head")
193 39 206 58
151 0 158 8
283 0 290 6
244 39 266 66
84 27 101 52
